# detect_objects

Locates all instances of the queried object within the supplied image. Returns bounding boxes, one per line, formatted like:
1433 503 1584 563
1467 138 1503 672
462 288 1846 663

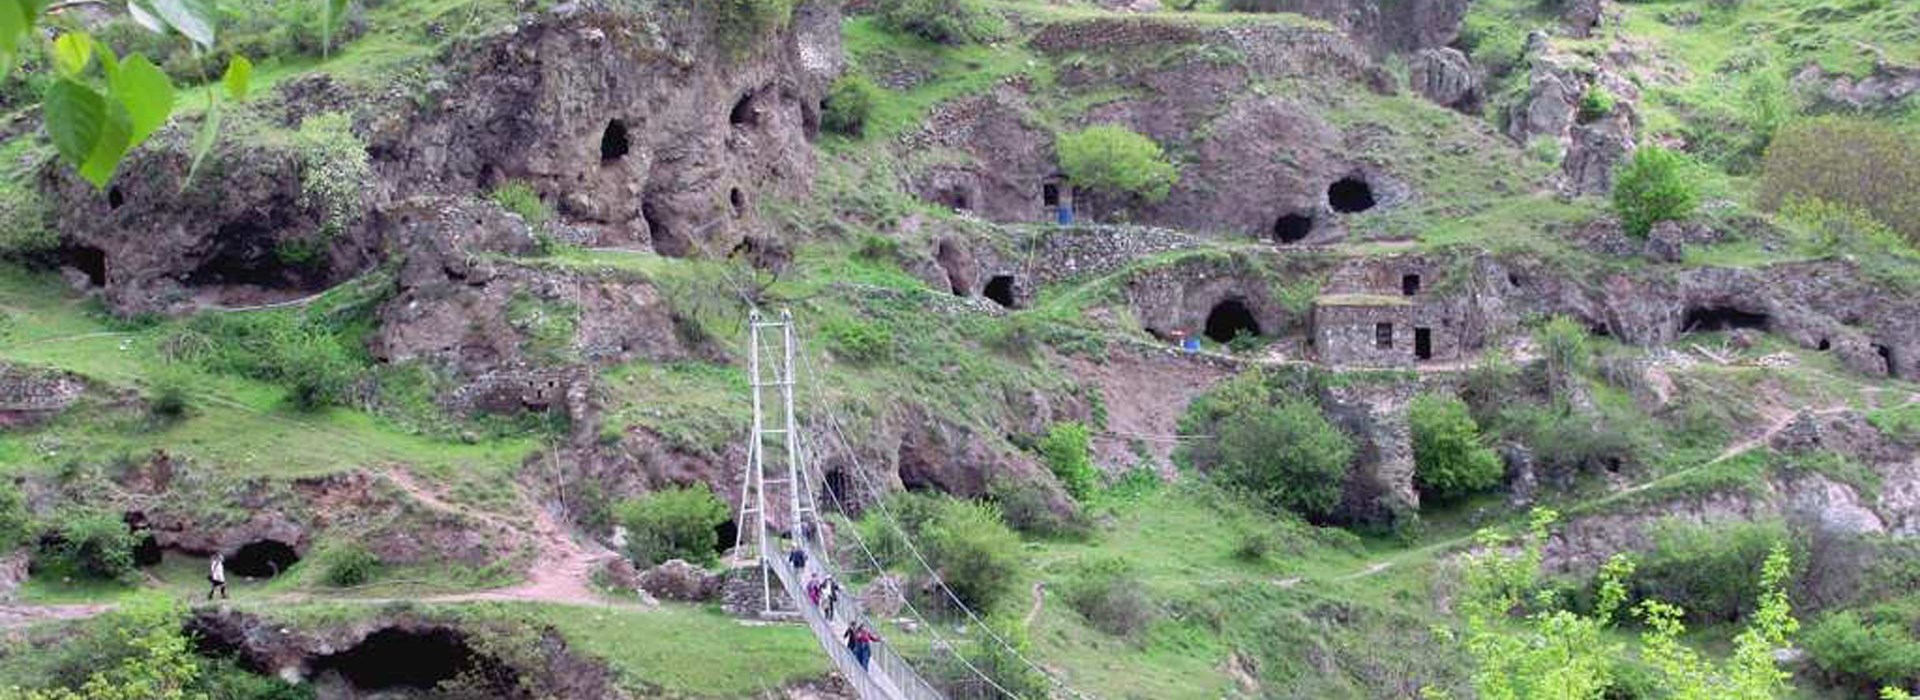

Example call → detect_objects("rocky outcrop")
1217 0 1469 56
1408 48 1482 113
0 549 27 602
1562 0 1604 38
0 363 85 428
1790 62 1920 111
636 559 724 602
1322 379 1419 524
1505 33 1639 196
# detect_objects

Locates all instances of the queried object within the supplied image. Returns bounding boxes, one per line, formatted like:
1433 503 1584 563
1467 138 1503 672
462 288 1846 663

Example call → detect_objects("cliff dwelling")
600 119 629 161
1682 306 1769 333
983 275 1018 309
1204 299 1260 343
1328 176 1377 213
228 539 299 578
1273 213 1314 243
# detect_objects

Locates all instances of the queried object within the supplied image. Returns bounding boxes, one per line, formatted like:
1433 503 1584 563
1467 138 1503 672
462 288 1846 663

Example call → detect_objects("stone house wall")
1314 298 1415 367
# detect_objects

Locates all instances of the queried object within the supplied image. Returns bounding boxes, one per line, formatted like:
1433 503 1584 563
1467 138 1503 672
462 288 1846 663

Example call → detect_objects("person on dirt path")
207 553 228 601
788 543 808 573
824 576 841 621
845 621 878 670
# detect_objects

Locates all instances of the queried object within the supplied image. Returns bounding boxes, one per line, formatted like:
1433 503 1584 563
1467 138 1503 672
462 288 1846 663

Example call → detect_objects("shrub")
714 0 797 47
175 312 363 411
1212 397 1355 520
1634 519 1798 623
988 480 1086 539
1235 530 1275 562
43 509 138 580
146 367 193 419
1537 315 1591 404
822 75 881 137
873 0 999 44
916 498 1022 611
0 488 32 552
1760 117 1920 245
1060 557 1156 638
1503 404 1641 476
1803 605 1920 693
1055 125 1179 203
291 113 370 238
1038 422 1097 501
317 544 381 588
1612 146 1699 238
0 167 53 259
1410 393 1504 502
3 594 203 698
822 318 893 363
489 180 552 228
1577 86 1615 123
614 485 730 567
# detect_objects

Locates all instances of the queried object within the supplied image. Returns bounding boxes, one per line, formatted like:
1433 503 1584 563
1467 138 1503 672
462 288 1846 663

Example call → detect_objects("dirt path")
0 604 111 631
380 468 622 607
1023 582 1046 627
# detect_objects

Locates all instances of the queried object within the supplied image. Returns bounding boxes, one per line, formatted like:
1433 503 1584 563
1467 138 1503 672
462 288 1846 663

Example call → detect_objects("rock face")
0 549 27 602
0 364 85 428
1226 0 1470 56
41 0 842 316
1408 48 1482 113
1506 34 1639 196
636 559 724 602
1790 62 1920 111
1321 380 1419 524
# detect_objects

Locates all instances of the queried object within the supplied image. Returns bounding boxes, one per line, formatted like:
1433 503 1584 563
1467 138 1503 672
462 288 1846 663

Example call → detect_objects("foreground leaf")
150 0 215 49
223 55 253 101
322 0 348 57
44 79 107 172
79 101 133 188
52 31 93 77
125 0 167 34
184 94 221 189
110 53 174 145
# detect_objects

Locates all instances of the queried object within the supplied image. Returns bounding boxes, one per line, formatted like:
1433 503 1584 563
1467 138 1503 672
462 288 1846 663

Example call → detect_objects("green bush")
1056 125 1180 203
988 479 1086 539
873 0 1000 44
1537 315 1592 404
1038 422 1097 501
292 113 370 238
146 366 194 419
1634 519 1798 623
916 497 1023 611
714 0 796 50
0 167 53 259
174 312 363 411
822 318 893 363
1577 86 1616 123
0 488 32 552
1059 556 1156 638
1803 604 1920 693
0 594 205 697
1760 117 1920 245
43 510 138 580
1235 530 1275 562
316 544 381 588
822 75 881 137
489 180 552 228
1612 146 1699 237
615 485 731 567
1212 397 1355 520
1410 393 1504 502
1502 404 1641 477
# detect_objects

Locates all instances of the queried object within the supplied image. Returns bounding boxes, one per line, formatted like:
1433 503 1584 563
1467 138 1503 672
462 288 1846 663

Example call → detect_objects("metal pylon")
733 308 820 614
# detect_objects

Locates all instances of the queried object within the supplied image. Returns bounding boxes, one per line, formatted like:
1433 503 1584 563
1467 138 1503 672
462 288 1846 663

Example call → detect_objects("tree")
614 485 731 567
1213 397 1354 520
918 498 1023 611
1038 422 1096 501
0 595 203 700
45 509 138 580
1056 125 1180 203
1612 146 1699 237
822 75 881 137
1410 393 1503 502
872 0 999 45
1759 117 1920 245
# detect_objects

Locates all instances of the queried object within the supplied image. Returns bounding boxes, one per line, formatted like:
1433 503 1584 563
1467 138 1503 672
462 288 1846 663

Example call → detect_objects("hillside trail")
1024 582 1046 627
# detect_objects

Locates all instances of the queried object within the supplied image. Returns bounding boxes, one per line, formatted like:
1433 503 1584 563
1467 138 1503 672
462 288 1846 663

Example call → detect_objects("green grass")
481 602 828 697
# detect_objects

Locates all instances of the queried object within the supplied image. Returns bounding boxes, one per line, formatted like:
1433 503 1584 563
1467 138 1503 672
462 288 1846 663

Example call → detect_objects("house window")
1402 274 1420 296
1375 322 1393 349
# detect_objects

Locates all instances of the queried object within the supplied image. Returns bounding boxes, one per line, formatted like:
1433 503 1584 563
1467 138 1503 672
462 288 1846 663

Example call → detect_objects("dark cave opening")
107 186 125 210
1204 299 1260 344
643 198 688 258
1877 344 1898 378
823 469 852 507
1328 177 1376 214
183 222 319 290
1375 322 1393 349
61 246 107 286
730 93 757 127
316 628 507 692
935 240 970 297
713 519 738 555
1818 338 1831 351
227 540 299 579
1682 306 1769 333
729 187 746 217
133 534 162 567
983 275 1017 309
1401 274 1420 296
600 119 630 161
1042 183 1060 207
1272 213 1314 243
1415 327 1432 360
937 187 971 212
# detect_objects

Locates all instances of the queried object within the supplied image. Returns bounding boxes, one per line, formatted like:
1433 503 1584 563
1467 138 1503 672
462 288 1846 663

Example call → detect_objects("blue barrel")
1056 204 1074 225
1182 338 1201 353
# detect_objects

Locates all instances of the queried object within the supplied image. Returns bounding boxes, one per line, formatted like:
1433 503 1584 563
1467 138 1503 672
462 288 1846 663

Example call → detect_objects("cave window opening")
983 275 1017 309
730 93 757 127
62 246 107 287
600 119 630 162
1817 338 1830 351
1876 344 1897 378
1204 299 1260 344
1682 306 1769 334
317 628 497 692
712 519 738 555
107 187 125 210
823 469 852 507
729 187 746 218
1590 322 1612 337
1329 176 1376 213
1375 322 1393 349
937 187 971 212
1402 274 1420 296
1042 183 1060 207
133 534 162 567
643 198 687 258
1508 273 1524 288
1415 327 1432 360
227 540 299 579
1273 213 1313 243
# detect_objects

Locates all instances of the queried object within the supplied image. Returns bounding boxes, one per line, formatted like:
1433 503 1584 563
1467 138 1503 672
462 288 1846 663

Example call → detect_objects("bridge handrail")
762 534 945 700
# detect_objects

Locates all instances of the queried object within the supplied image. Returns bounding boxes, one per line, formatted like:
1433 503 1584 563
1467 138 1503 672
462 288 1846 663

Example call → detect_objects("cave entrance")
1273 213 1313 243
600 119 630 162
730 93 757 127
1817 338 1831 351
1328 176 1376 213
133 535 162 567
823 469 852 506
643 197 688 258
729 187 747 218
1042 183 1060 207
1204 299 1260 344
228 540 299 579
1415 327 1432 360
184 222 319 290
1877 344 1898 378
935 240 970 297
936 187 971 212
713 519 738 555
61 246 106 286
317 628 506 692
1402 274 1420 296
1682 306 1769 333
983 275 1017 309
107 186 125 210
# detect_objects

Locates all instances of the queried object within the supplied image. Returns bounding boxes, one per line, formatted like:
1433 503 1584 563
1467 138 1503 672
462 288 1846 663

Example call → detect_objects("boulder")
1408 48 1482 113
860 574 906 619
1562 0 1603 38
636 559 723 602
0 549 28 603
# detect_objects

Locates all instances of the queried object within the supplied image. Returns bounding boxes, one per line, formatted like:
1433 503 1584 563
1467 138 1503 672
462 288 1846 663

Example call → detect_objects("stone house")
1313 261 1462 366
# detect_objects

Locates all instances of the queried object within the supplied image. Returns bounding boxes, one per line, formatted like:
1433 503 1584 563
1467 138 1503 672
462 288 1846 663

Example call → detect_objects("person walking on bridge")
824 576 841 621
845 621 878 670
787 542 808 573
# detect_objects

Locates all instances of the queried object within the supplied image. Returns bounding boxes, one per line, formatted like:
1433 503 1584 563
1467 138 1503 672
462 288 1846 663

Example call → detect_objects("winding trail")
1023 582 1046 627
